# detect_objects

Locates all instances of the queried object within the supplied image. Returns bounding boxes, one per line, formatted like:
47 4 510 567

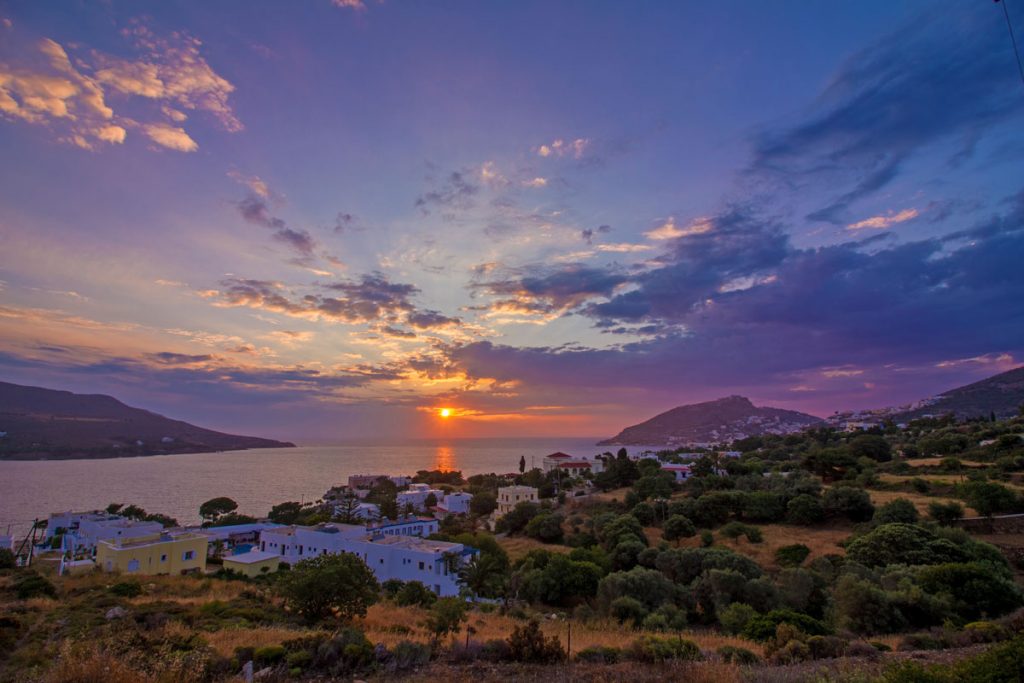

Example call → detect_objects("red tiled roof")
545 452 573 459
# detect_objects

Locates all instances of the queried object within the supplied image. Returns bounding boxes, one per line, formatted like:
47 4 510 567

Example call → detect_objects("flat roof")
223 550 279 564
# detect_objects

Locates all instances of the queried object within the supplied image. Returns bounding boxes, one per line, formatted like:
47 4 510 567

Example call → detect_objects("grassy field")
866 488 978 516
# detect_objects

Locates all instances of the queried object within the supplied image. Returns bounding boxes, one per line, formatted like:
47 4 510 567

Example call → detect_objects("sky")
0 0 1023 442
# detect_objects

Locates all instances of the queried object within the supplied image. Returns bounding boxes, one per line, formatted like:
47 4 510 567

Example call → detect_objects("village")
5 448 744 597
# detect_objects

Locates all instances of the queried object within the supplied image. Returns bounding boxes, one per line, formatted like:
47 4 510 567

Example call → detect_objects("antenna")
996 0 1024 87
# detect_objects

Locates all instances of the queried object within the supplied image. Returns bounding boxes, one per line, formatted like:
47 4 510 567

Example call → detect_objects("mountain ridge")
0 380 294 460
598 395 822 447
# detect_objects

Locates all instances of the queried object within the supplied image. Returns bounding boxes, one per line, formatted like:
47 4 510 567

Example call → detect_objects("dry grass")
904 457 986 468
867 488 977 516
712 524 852 568
498 536 573 562
358 603 762 656
204 625 330 656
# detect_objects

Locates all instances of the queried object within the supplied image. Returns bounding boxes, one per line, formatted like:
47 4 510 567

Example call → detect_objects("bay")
0 437 643 539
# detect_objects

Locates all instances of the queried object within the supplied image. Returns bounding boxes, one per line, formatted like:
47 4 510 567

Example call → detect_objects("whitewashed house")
661 463 692 482
396 483 445 511
46 511 165 552
258 522 474 596
434 492 473 516
542 452 605 474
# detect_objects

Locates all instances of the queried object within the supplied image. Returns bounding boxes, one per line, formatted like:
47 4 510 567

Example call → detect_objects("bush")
13 571 56 600
575 645 621 663
717 645 760 664
0 549 15 570
787 494 825 525
873 499 919 525
775 544 811 567
109 581 143 598
845 523 967 568
311 627 376 675
928 501 964 526
524 512 565 543
506 620 564 663
719 521 762 543
823 486 874 522
394 581 437 608
806 635 847 659
719 602 756 635
254 645 286 664
276 552 379 623
388 640 431 671
743 609 831 641
610 596 648 625
663 515 696 542
627 635 702 662
700 529 714 547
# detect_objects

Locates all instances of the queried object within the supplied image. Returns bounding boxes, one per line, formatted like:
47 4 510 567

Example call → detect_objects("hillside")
887 366 1024 422
598 395 821 447
0 381 294 460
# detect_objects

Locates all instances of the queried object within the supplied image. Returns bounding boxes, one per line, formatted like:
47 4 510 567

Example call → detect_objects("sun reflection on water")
434 444 455 472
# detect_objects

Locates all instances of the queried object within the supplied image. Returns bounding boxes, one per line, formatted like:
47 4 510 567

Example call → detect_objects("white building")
192 522 285 555
542 452 605 474
435 492 473 516
46 511 165 552
397 483 445 511
366 516 439 538
346 474 412 489
258 522 474 596
495 485 539 519
661 463 692 482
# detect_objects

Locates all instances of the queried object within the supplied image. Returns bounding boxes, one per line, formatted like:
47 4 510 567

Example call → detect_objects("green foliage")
662 514 696 542
928 501 964 525
879 636 1024 683
109 580 143 598
610 596 648 625
13 571 56 600
700 529 714 547
515 551 603 606
575 645 621 663
199 496 238 523
524 512 565 543
597 566 680 612
741 491 786 522
627 635 702 662
849 434 892 462
506 620 564 663
873 499 919 525
254 644 286 664
394 580 437 608
742 609 831 641
276 552 379 623
414 469 464 485
787 494 825 525
719 521 762 543
718 645 761 665
654 547 762 585
719 602 757 635
834 575 906 634
845 523 968 568
823 486 875 522
915 562 1023 622
469 491 497 516
630 501 656 526
495 501 540 534
960 481 1019 517
206 512 259 527
775 544 811 567
424 596 468 642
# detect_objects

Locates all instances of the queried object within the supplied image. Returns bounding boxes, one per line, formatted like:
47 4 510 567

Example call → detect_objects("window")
160 554 167 562
418 561 424 570
127 559 140 572
183 550 195 561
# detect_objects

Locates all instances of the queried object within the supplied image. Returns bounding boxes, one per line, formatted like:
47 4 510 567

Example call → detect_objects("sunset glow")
0 2 1020 442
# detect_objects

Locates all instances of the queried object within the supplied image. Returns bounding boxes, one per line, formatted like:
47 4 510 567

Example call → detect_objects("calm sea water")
0 438 640 540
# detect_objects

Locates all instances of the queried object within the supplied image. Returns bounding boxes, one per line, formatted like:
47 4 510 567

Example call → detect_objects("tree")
663 515 696 543
849 434 892 462
775 544 811 568
424 492 439 509
519 455 526 473
872 498 919 525
333 492 364 524
961 481 1019 517
822 486 874 522
424 597 468 645
276 553 379 623
845 523 968 568
495 501 540 534
268 501 304 525
199 497 238 524
927 501 964 526
469 491 497 516
394 580 438 608
786 494 824 525
524 512 565 543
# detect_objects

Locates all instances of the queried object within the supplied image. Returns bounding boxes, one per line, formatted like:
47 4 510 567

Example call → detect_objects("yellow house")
221 549 280 578
95 532 207 575
495 485 539 519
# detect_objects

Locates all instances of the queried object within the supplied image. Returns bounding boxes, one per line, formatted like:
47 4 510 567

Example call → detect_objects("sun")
439 408 452 418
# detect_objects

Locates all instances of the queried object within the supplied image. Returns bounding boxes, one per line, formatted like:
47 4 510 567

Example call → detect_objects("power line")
997 0 1024 87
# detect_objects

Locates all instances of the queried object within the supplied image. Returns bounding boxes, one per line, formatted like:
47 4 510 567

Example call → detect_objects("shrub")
424 597 468 644
641 612 668 631
627 635 702 662
575 645 621 663
610 596 648 625
775 544 811 567
276 552 379 623
524 512 565 543
873 499 919 525
0 549 16 570
743 609 831 641
719 602 756 635
806 635 847 659
109 581 143 598
896 632 945 651
388 640 431 671
718 645 760 664
663 515 696 542
506 620 564 663
254 645 286 664
823 486 875 522
700 529 714 547
13 571 56 600
845 523 967 568
311 627 375 675
720 521 762 543
787 494 825 525
928 501 964 526
394 581 437 608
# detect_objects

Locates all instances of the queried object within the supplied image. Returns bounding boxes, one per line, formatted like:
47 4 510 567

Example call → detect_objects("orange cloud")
846 208 919 230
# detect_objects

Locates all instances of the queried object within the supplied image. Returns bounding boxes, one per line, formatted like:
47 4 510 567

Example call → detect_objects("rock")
254 667 273 680
105 606 128 620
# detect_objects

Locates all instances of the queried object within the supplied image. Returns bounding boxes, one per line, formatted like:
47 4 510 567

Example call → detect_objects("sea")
0 438 646 541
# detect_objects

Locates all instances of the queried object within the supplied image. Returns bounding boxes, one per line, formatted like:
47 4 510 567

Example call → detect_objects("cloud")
473 263 630 316
148 351 215 365
235 194 318 260
644 216 713 240
846 208 920 230
536 137 591 159
523 177 547 188
144 122 198 151
332 0 367 10
581 225 612 244
0 21 239 151
228 171 271 198
751 7 1023 222
415 170 479 213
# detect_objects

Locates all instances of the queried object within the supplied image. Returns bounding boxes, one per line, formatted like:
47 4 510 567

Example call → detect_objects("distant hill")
0 381 294 460
598 395 822 447
887 366 1024 422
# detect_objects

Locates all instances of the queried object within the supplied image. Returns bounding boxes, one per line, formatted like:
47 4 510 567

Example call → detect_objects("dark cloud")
415 170 479 213
751 7 1023 223
148 352 215 365
236 194 317 259
474 264 630 314
406 310 461 329
333 212 358 233
581 224 612 244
